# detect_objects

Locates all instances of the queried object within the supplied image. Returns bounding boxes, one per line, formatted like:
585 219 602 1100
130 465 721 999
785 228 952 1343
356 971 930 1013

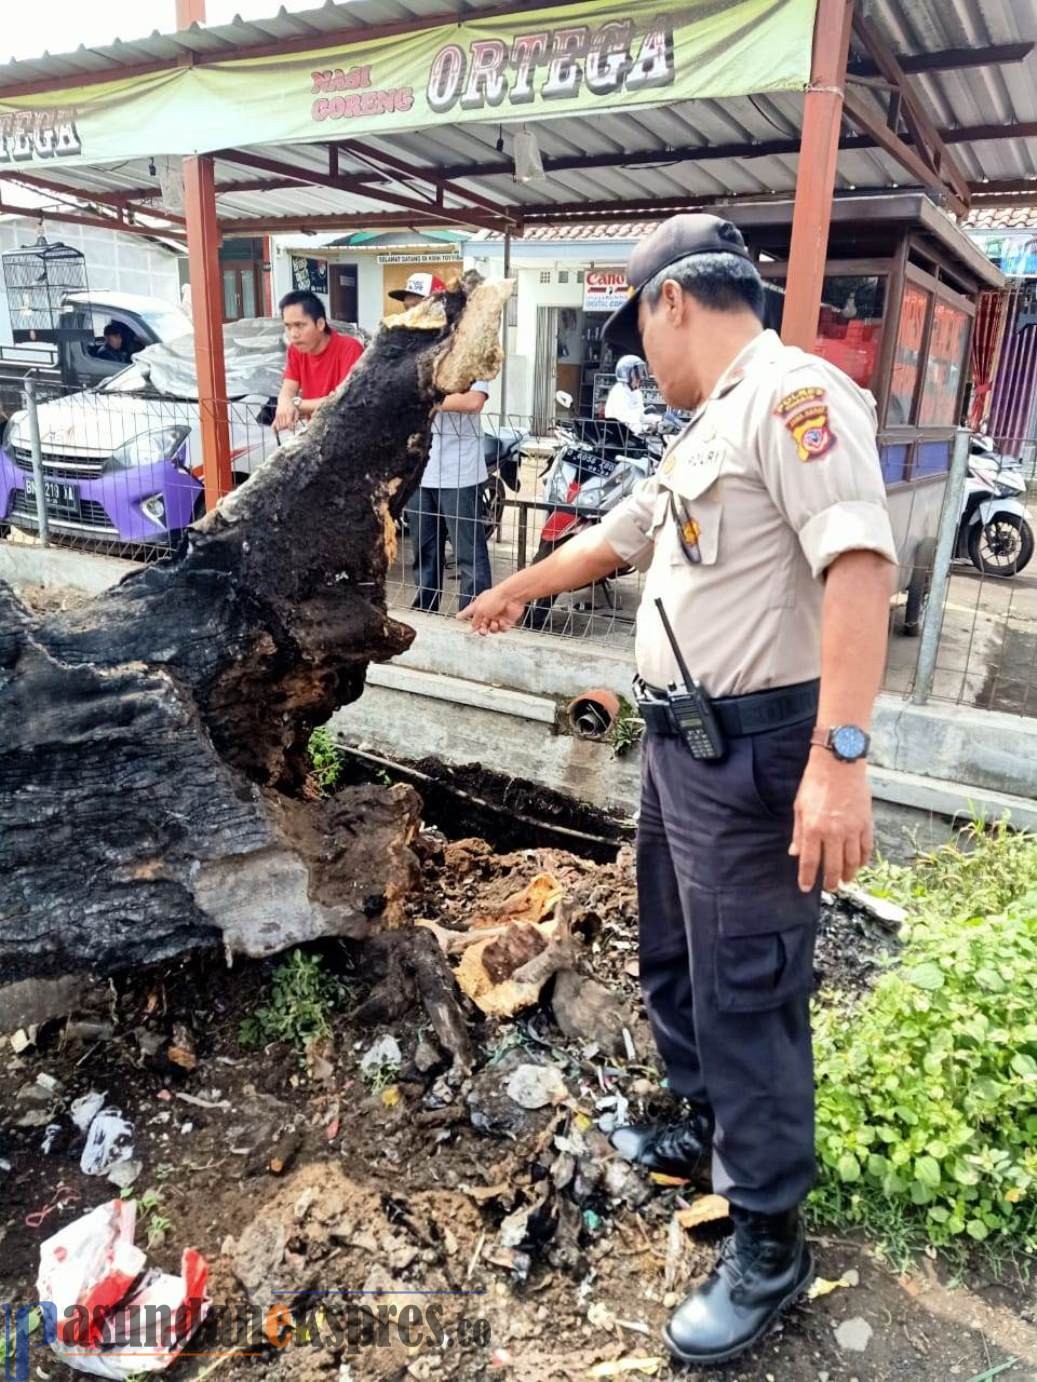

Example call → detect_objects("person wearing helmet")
605 354 649 435
396 274 493 613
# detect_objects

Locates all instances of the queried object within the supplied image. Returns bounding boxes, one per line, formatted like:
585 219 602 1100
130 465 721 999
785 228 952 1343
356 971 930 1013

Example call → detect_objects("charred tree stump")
0 277 511 1035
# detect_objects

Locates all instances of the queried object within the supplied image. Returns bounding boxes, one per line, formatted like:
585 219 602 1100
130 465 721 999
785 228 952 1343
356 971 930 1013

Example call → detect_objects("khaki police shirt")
598 329 898 697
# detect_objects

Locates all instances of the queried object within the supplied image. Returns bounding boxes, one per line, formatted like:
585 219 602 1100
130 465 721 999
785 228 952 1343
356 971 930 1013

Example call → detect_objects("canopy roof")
0 0 1032 242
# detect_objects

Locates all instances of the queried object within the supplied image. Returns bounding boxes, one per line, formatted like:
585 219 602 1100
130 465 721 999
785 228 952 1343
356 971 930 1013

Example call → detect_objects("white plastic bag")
37 1199 210 1380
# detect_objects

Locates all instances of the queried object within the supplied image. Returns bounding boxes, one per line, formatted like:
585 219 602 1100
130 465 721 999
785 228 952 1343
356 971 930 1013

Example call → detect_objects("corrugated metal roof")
0 1 532 87
0 0 1033 232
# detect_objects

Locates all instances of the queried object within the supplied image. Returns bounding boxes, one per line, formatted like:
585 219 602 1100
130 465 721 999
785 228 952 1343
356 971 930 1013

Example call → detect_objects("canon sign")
426 18 675 114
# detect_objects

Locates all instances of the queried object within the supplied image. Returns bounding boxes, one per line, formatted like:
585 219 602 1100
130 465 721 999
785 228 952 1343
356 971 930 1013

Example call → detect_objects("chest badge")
775 387 836 462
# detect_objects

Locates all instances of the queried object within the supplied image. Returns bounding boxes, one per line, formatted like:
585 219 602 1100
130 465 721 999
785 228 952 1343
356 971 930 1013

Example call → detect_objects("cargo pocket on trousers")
713 884 817 1013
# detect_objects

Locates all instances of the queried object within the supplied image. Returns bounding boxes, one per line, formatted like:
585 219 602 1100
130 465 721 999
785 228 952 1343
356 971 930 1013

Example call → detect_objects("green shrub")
309 726 345 793
813 825 1037 1259
239 949 345 1056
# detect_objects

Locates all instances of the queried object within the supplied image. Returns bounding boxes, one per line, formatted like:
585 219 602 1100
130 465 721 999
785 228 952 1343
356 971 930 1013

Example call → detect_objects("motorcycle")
481 424 526 541
957 435 1034 577
524 409 681 629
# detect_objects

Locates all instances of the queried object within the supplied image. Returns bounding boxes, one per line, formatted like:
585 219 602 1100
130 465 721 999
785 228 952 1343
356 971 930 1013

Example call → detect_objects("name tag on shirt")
661 431 725 500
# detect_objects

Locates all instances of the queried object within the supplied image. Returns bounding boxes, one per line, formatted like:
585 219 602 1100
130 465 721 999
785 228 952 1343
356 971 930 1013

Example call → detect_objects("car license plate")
25 476 81 516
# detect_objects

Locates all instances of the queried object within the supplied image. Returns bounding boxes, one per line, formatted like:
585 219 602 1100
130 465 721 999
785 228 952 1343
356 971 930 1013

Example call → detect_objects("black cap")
602 213 751 356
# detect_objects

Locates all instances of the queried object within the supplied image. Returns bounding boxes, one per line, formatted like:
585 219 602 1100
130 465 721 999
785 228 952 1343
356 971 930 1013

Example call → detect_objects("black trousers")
636 718 820 1213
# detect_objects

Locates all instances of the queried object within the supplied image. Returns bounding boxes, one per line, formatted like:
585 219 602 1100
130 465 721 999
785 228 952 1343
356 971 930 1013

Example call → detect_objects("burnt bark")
0 277 510 1027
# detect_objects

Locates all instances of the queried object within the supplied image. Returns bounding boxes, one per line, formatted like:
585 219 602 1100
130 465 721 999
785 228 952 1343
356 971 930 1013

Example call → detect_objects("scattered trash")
505 1062 569 1110
649 1172 689 1188
837 883 907 931
80 1108 135 1178
360 1034 402 1075
167 1023 197 1072
808 1268 860 1299
381 1085 401 1108
835 1316 874 1353
594 1091 630 1136
37 1198 210 1378
107 1159 143 1190
587 1358 663 1378
675 1194 731 1229
566 688 620 739
25 1182 80 1230
175 1091 231 1111
70 1091 107 1133
663 1214 687 1292
10 1027 36 1055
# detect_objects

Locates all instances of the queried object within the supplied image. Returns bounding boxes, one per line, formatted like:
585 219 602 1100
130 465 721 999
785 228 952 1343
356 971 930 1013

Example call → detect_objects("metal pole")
498 228 511 427
23 375 49 547
780 0 853 348
911 427 971 705
183 154 232 510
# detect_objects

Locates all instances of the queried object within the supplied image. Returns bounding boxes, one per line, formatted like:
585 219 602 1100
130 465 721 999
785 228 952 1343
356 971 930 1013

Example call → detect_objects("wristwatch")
810 724 870 763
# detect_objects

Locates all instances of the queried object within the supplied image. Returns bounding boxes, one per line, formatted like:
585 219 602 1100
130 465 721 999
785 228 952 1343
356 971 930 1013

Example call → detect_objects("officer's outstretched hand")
458 586 527 636
789 752 873 893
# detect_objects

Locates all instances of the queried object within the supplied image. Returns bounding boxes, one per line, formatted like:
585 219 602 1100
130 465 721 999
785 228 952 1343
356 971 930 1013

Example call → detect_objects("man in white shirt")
604 354 649 435
397 275 493 612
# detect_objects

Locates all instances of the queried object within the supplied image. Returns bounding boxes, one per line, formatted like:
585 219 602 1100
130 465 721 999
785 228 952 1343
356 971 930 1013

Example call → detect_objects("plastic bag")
37 1199 210 1379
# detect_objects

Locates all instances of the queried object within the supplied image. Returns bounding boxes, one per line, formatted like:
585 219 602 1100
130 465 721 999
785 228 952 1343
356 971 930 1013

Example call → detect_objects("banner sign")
0 0 815 170
583 269 630 312
376 252 464 265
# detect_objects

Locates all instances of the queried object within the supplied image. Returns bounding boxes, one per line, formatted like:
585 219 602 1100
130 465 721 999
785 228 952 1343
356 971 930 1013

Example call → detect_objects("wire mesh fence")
1 376 1035 718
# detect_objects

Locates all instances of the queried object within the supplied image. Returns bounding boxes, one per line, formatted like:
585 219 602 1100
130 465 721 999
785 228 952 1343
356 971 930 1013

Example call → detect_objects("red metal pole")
262 235 274 315
781 0 854 349
175 0 206 26
183 154 232 509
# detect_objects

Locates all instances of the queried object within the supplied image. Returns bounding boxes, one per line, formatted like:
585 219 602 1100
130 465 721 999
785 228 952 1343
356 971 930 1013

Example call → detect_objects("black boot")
609 1107 713 1178
664 1206 814 1365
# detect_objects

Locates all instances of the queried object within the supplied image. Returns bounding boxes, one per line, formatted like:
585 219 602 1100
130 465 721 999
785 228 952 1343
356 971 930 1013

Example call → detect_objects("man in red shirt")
273 290 363 432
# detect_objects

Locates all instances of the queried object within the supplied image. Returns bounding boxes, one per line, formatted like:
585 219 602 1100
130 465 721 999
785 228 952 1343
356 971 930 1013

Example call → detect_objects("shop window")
888 284 929 426
917 300 969 427
813 275 885 390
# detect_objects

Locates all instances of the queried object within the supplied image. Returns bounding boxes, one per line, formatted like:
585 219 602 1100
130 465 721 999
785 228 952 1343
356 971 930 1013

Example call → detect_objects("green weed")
812 822 1037 1262
609 698 645 758
238 949 345 1056
309 726 345 793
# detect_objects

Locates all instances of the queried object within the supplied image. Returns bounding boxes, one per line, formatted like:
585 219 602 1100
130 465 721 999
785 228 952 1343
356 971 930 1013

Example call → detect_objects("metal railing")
2 386 1035 718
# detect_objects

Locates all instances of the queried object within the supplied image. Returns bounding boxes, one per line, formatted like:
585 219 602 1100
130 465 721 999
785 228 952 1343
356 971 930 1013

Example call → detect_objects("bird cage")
2 235 91 384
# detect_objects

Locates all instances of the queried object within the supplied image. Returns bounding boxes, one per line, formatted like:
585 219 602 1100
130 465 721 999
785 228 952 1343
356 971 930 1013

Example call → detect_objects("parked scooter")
957 435 1034 577
482 425 526 541
524 407 681 628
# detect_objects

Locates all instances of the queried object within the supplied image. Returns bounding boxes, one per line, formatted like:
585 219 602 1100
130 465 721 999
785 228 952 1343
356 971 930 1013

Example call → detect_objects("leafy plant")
309 726 345 793
360 1057 401 1093
239 949 345 1056
609 699 645 758
812 824 1037 1262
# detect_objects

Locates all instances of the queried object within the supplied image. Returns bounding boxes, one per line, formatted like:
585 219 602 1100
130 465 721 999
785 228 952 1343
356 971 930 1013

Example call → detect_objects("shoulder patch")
774 386 836 462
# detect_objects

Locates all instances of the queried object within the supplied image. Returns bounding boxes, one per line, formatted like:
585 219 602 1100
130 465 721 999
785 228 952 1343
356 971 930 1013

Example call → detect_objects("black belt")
636 677 819 738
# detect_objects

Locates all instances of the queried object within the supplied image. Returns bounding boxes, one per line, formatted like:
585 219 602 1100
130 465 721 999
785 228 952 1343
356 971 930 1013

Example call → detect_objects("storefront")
272 232 466 334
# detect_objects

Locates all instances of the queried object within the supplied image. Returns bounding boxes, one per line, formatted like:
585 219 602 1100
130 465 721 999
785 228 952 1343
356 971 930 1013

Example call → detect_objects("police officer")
459 214 898 1366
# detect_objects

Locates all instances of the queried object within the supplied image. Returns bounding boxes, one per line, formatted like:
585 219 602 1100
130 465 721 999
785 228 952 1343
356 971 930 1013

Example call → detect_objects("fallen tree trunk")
0 277 511 1030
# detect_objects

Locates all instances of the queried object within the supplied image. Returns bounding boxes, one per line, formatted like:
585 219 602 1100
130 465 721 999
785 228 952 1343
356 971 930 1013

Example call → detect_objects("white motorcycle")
957 436 1034 577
